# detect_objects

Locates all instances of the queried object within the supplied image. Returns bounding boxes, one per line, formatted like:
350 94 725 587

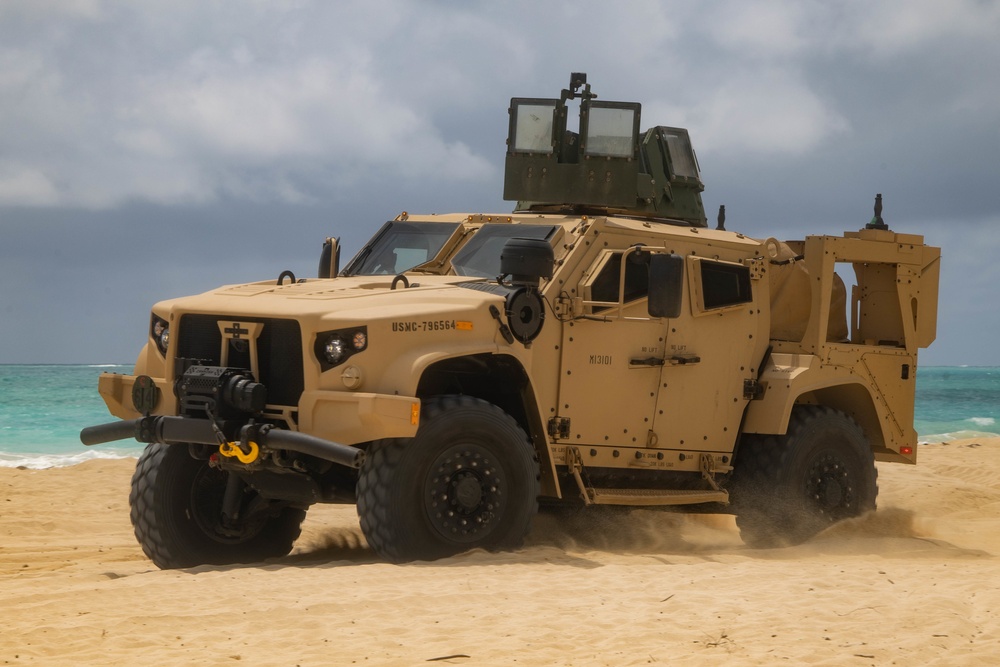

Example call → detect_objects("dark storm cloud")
1 0 997 363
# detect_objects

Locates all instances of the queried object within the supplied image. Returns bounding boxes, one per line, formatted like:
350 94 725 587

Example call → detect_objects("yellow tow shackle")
218 440 259 464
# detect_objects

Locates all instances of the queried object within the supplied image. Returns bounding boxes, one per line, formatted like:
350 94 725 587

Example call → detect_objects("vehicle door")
557 246 667 448
650 255 767 453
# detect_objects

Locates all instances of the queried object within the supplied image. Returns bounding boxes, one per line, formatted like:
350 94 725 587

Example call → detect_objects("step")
585 487 729 507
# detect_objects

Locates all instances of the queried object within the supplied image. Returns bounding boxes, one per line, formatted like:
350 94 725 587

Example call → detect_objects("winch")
176 365 267 421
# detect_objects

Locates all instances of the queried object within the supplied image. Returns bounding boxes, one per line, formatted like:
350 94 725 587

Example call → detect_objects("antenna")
866 193 888 230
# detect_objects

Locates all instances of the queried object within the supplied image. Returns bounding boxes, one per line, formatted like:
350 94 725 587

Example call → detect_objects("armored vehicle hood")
153 275 506 323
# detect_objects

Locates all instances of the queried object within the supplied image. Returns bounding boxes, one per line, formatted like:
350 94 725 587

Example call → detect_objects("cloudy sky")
1 0 997 365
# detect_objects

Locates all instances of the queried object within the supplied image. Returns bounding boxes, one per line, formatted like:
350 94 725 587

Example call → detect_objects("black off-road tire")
129 443 306 569
357 395 541 563
730 406 878 548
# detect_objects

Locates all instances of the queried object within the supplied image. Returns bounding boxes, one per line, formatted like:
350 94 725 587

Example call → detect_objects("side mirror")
647 254 684 319
500 237 554 288
318 237 341 279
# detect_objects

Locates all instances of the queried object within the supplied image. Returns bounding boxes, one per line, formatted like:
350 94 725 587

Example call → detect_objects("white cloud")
0 4 496 209
0 0 995 210
836 0 1000 58
703 0 809 57
0 164 59 206
0 0 103 21
699 0 1000 61
645 68 850 157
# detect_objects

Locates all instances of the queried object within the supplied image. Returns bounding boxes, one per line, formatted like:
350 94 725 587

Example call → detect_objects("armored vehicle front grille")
176 315 304 407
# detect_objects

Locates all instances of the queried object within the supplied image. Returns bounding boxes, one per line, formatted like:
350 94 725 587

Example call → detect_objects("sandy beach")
2 439 999 666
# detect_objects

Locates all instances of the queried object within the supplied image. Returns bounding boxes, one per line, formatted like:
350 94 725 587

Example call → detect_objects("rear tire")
731 406 878 547
357 396 540 562
129 443 306 569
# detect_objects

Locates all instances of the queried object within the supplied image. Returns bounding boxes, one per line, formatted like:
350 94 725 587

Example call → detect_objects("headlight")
324 337 347 365
314 326 368 371
151 315 170 356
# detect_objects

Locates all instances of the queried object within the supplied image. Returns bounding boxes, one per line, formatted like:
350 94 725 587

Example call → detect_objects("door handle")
668 354 701 365
629 357 665 367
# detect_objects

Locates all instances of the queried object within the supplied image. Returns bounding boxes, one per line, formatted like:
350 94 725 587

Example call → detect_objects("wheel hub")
425 446 504 543
806 454 853 518
453 473 484 510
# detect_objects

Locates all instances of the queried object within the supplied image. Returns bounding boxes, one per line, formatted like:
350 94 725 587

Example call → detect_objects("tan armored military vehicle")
82 74 940 568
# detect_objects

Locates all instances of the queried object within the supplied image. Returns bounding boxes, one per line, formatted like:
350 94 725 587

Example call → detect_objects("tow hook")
218 439 260 464
211 414 260 465
217 422 266 465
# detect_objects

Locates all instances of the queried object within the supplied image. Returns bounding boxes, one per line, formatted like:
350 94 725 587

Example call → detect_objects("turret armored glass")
510 100 558 154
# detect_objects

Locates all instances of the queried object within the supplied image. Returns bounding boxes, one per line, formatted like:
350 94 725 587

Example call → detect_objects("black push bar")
80 416 365 469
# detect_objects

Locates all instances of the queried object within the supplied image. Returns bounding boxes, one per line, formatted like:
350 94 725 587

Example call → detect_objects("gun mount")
504 72 707 226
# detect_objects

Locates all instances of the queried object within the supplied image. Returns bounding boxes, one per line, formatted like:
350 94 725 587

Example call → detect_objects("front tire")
731 406 878 547
129 443 306 569
357 396 540 563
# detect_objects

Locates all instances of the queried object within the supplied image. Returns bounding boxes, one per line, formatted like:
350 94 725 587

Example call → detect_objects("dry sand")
3 439 1000 666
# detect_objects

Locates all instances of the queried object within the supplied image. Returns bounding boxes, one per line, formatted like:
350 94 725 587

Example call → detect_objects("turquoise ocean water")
1 364 998 468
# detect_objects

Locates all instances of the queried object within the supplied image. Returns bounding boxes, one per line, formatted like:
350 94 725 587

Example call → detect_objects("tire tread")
357 395 540 562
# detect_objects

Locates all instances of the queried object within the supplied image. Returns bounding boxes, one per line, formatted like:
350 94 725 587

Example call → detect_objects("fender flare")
742 358 885 451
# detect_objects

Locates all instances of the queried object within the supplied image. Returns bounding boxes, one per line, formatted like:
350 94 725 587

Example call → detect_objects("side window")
589 252 649 312
699 260 752 310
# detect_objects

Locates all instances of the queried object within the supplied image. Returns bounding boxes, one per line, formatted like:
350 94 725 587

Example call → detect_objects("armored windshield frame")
451 223 558 278
341 221 463 276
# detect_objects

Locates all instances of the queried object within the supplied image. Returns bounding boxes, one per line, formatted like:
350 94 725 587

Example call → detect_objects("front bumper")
80 415 367 468
94 372 421 447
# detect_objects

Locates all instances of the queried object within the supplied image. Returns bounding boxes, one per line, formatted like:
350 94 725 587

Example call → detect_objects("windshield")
343 221 461 276
452 224 557 278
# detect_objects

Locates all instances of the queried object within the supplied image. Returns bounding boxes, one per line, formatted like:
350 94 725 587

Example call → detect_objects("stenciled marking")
392 320 461 333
